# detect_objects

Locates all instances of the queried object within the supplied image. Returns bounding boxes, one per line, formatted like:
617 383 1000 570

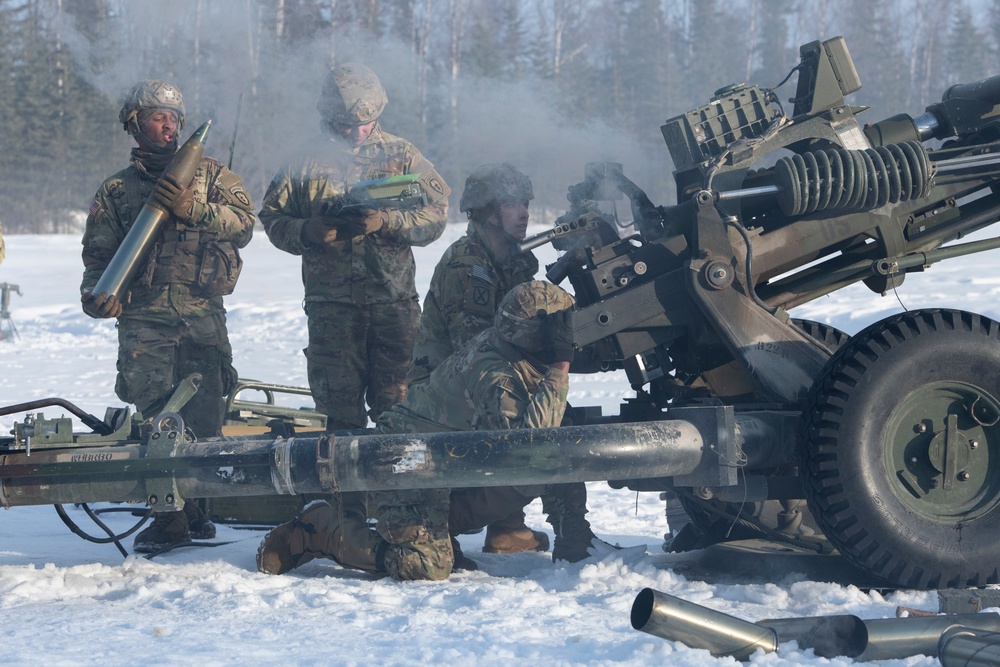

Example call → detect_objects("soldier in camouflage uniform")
257 281 617 581
259 63 449 433
80 80 255 553
409 163 547 556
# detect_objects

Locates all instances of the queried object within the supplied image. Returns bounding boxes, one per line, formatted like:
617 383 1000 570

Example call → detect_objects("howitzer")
4 36 1000 590
527 34 1000 590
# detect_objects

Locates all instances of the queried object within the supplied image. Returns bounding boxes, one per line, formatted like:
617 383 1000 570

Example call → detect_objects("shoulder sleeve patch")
464 273 496 317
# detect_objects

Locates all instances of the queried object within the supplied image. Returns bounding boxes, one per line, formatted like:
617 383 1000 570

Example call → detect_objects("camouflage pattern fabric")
371 328 569 580
259 125 449 428
304 299 420 429
119 80 186 134
318 64 387 126
458 162 534 213
81 157 255 318
115 313 236 438
258 125 449 306
81 157 254 437
406 219 538 386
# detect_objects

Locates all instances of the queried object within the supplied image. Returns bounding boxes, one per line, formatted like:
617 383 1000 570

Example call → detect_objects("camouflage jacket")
379 328 568 436
258 125 450 305
407 219 538 385
81 157 255 324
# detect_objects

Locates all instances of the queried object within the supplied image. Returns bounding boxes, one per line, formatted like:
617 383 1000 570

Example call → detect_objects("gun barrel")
943 74 1000 104
0 420 704 507
91 121 212 301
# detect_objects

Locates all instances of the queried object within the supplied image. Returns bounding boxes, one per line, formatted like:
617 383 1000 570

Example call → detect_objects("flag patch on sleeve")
89 198 101 216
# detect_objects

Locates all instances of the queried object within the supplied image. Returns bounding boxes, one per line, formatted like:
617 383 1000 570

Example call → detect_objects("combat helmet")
495 280 574 352
119 80 185 135
318 63 387 128
460 163 534 217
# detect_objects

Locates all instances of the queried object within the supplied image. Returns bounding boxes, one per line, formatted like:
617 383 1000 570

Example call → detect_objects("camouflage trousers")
115 313 237 439
304 299 420 430
366 484 540 581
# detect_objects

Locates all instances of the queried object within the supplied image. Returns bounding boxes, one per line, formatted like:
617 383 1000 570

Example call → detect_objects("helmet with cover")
495 280 574 352
317 63 387 129
119 80 185 136
459 163 534 218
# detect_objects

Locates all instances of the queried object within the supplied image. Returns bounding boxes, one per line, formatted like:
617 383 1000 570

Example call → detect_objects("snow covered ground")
2 223 1000 666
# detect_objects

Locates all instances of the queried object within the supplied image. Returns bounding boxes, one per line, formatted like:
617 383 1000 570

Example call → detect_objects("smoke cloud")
61 1 675 217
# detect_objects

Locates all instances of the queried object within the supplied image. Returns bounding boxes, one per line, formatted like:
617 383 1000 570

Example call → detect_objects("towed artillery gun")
527 36 1000 590
3 37 1000 590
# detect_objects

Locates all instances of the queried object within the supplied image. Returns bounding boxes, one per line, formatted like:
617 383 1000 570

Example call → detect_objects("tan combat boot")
483 519 550 554
256 494 382 575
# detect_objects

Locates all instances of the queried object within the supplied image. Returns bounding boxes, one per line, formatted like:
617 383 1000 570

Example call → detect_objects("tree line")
1 0 997 233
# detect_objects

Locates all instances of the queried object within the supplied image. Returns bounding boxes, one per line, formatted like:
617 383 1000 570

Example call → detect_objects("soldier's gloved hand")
81 291 123 319
151 174 203 222
302 214 341 247
339 208 389 238
540 309 575 365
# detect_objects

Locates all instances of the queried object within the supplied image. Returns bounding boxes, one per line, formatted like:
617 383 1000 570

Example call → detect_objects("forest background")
1 0 997 233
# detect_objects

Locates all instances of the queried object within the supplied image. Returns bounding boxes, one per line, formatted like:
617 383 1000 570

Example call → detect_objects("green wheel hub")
884 381 1000 520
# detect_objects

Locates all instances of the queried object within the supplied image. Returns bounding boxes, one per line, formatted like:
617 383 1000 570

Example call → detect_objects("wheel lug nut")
958 471 971 482
916 423 927 433
970 440 979 449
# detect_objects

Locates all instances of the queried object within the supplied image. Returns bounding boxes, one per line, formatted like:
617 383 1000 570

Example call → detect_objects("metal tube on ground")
630 588 778 660
939 626 1000 667
756 615 868 658
860 612 1000 661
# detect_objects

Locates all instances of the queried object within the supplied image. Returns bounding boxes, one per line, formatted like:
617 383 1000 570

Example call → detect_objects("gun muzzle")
91 120 212 301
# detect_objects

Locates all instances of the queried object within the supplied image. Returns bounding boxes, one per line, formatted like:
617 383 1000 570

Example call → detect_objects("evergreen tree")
946 1 989 88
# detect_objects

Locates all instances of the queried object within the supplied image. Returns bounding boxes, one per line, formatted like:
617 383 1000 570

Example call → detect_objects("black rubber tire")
801 309 1000 589
790 318 851 354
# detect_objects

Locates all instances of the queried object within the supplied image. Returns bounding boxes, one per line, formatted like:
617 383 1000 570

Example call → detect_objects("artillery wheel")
801 309 1000 589
667 319 848 552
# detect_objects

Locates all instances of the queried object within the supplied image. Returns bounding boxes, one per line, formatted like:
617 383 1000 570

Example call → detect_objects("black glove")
302 214 341 247
81 291 123 319
540 309 575 364
339 207 388 238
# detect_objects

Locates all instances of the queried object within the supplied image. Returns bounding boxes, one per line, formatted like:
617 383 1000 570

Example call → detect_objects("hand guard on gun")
302 214 342 247
81 291 123 319
339 207 389 239
151 174 203 222
540 309 575 365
